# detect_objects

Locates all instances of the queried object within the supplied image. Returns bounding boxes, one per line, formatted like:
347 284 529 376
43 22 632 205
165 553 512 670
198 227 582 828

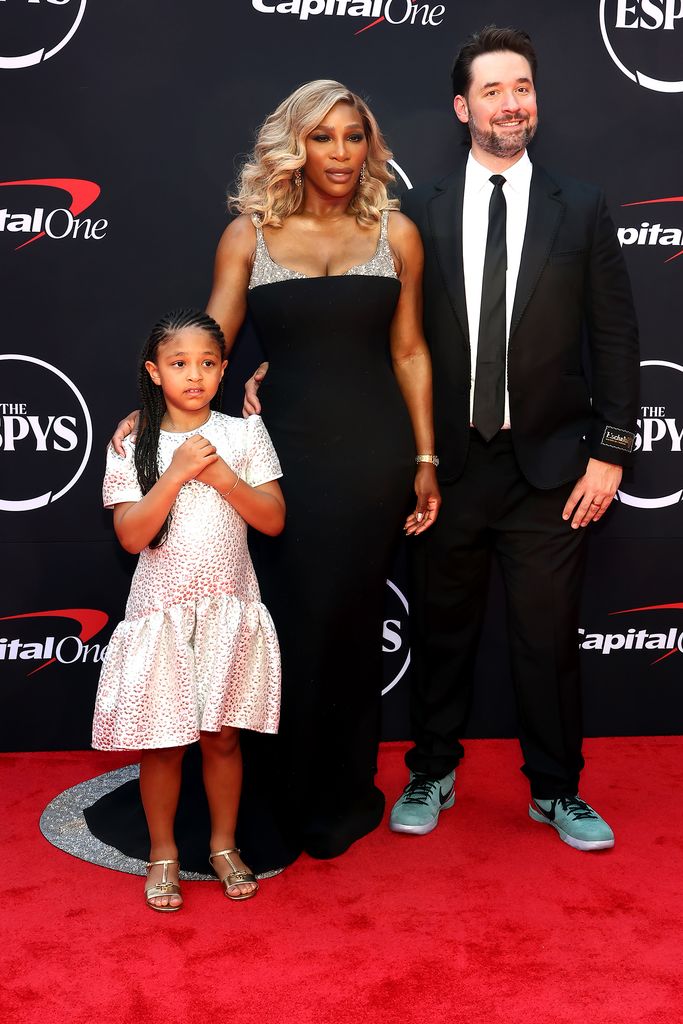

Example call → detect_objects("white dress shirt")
462 149 532 427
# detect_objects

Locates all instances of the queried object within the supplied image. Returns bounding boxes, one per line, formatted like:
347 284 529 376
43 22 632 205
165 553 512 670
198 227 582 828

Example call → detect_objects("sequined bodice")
248 210 397 289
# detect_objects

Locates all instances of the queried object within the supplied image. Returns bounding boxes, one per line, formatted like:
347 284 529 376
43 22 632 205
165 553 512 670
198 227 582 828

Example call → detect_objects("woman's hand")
404 463 441 536
387 213 440 539
168 435 218 485
243 362 269 417
112 410 140 456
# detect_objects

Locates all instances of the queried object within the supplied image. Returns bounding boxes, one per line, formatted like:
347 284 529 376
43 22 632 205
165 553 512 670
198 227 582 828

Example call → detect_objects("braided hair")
134 308 226 548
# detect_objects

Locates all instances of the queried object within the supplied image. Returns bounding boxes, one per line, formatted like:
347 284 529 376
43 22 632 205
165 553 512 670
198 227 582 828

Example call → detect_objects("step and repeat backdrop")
1 1 682 750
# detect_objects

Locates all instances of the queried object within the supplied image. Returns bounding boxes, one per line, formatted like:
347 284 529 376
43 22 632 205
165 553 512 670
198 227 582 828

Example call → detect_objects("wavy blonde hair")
230 79 398 228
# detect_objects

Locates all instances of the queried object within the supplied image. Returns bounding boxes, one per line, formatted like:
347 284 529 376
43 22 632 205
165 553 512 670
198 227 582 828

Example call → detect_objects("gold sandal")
144 858 183 912
209 848 259 901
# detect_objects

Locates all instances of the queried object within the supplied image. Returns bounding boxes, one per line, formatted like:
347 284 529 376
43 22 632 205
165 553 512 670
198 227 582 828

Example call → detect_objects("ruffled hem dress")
92 412 282 751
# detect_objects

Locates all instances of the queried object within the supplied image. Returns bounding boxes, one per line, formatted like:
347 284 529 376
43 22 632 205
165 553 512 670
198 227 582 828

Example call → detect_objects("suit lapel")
427 163 469 343
510 164 564 337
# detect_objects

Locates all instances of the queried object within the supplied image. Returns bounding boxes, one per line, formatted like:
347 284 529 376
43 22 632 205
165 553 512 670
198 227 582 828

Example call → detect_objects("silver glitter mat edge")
40 763 282 881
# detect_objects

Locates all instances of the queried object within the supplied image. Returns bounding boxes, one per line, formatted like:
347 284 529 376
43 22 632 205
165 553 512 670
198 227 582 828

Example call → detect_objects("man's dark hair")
451 25 538 99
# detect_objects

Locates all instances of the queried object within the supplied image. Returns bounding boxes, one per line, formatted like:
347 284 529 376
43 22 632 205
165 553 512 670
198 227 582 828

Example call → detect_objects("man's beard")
469 115 537 158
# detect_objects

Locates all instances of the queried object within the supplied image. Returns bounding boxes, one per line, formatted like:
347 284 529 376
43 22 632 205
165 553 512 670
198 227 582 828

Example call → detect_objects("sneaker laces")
401 776 440 805
556 796 598 821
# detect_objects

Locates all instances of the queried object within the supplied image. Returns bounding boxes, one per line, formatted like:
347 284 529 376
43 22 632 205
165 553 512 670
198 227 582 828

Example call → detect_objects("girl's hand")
112 410 140 456
404 463 441 536
195 456 230 490
168 434 218 484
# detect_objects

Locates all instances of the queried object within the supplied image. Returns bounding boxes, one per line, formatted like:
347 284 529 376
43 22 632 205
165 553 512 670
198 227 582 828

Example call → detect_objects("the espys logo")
600 0 683 92
382 579 410 696
389 159 412 192
580 600 683 665
252 0 444 34
0 179 107 250
0 609 109 675
0 354 93 512
616 360 683 509
0 0 87 70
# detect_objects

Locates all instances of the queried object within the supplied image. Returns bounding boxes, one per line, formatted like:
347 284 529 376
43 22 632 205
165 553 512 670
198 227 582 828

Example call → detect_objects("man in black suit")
390 26 639 850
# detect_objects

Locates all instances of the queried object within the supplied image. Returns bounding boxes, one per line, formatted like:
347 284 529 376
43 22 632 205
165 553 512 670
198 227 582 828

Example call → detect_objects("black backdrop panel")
1 2 682 750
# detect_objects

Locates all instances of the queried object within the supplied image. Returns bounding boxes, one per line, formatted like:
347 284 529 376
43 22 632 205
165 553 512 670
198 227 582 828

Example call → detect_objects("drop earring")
359 163 366 185
294 168 302 188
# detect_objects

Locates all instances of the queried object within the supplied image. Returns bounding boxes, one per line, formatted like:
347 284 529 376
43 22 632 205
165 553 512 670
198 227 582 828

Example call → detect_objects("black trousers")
406 430 587 799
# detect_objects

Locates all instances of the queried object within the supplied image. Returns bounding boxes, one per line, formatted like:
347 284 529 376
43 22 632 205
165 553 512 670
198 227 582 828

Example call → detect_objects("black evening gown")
85 217 414 871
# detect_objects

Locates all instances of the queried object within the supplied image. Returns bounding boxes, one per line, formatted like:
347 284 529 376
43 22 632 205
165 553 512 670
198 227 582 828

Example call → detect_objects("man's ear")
454 95 469 125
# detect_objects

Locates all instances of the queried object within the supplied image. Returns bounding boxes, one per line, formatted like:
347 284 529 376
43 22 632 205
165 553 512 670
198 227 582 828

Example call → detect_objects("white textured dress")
92 412 282 750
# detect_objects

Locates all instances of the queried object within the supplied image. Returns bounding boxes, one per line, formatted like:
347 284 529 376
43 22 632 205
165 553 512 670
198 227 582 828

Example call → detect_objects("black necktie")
473 174 507 441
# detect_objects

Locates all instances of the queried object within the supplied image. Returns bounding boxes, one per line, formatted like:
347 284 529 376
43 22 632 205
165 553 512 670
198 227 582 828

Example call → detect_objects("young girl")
92 308 285 911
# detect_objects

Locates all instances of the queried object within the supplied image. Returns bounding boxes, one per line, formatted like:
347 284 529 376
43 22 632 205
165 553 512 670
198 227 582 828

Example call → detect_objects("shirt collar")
466 149 532 194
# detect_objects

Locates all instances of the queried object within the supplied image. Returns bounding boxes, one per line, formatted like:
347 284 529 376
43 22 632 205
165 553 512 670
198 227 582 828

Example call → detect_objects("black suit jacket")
402 157 640 488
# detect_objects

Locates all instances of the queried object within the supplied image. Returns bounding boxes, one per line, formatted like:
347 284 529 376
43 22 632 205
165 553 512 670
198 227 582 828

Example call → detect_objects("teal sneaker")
389 771 455 835
529 795 615 851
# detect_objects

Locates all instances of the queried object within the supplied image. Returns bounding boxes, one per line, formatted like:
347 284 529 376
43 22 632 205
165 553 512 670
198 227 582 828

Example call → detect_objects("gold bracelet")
221 473 240 499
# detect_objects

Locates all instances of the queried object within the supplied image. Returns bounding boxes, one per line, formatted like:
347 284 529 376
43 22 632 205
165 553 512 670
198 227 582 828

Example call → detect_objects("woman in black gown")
85 80 439 875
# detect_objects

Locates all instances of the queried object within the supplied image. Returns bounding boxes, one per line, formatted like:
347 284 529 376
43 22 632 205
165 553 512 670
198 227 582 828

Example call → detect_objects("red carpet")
2 739 682 1024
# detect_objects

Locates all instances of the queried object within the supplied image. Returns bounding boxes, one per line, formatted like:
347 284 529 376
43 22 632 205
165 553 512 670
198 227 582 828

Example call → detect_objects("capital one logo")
617 195 683 265
600 0 683 92
580 601 683 665
0 608 109 675
382 579 410 696
0 354 93 512
616 360 683 509
0 179 106 250
251 1 445 34
0 0 87 70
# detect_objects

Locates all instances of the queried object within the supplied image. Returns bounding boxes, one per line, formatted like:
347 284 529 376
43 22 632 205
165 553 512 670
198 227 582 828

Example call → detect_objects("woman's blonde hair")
230 79 399 228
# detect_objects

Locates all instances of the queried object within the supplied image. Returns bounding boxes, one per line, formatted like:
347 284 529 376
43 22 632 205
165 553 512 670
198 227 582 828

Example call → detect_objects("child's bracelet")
221 473 240 499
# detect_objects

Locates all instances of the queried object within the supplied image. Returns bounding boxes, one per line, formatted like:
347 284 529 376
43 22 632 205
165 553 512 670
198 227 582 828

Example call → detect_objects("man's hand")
112 410 140 456
562 458 623 529
243 362 269 417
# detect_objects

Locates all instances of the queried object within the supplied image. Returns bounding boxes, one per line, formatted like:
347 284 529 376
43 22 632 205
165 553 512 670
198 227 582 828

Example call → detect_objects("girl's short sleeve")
243 415 283 488
102 439 143 509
